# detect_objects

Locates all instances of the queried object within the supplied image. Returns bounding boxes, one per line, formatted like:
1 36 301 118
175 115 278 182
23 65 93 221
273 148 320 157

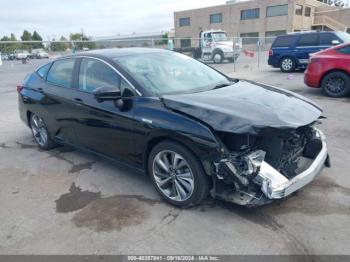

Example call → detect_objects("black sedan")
18 48 330 207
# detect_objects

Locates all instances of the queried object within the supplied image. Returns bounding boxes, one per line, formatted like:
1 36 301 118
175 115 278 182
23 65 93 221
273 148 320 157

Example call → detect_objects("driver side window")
78 58 121 93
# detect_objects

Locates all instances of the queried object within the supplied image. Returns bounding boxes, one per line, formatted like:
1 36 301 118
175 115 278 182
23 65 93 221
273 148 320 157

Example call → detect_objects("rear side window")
78 58 121 93
337 46 350 54
47 59 75 88
297 34 319 46
37 63 52 79
272 35 295 47
320 33 340 46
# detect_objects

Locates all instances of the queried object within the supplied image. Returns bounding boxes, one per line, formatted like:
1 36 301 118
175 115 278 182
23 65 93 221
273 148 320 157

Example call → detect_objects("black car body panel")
18 48 329 207
163 81 323 135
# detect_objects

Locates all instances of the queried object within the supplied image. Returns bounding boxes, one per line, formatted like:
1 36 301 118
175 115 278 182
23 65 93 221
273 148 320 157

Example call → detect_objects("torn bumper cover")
254 129 327 199
219 129 328 205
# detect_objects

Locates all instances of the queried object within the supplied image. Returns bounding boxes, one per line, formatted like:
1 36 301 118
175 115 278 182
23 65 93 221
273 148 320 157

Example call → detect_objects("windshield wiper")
212 82 234 90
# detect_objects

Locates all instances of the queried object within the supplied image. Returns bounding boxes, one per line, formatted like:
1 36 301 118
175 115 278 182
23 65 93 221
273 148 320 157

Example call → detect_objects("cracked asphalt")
0 57 349 255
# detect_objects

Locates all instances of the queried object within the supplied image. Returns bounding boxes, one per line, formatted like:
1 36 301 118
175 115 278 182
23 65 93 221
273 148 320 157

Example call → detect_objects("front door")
70 57 137 163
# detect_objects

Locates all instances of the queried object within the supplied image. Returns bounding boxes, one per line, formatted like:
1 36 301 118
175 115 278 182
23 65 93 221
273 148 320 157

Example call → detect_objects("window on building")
297 34 319 46
337 46 350 54
210 13 222 24
272 35 296 47
305 7 311 17
180 39 191 48
265 30 287 43
241 8 260 20
319 33 340 46
295 4 303 15
240 32 259 44
179 17 190 27
47 59 74 88
266 4 288 17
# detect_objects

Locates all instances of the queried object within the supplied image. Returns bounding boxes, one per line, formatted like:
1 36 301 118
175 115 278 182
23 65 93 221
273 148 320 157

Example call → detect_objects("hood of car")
215 41 234 48
162 81 323 135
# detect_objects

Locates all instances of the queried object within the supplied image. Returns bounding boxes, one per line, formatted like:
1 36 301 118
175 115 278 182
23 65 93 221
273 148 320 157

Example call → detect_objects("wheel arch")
279 55 297 66
143 134 216 177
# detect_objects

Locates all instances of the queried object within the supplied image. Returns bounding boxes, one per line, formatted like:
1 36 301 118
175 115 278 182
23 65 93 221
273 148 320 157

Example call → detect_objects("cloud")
0 0 225 39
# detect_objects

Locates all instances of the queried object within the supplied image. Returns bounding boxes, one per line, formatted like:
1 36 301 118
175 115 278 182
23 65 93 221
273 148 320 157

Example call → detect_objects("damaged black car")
18 48 330 207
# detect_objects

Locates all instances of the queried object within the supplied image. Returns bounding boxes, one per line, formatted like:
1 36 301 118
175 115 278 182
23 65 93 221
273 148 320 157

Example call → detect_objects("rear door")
43 58 78 144
295 33 320 65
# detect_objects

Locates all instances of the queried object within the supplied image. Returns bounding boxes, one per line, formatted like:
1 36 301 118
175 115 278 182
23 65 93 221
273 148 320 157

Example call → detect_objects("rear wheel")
148 141 210 207
321 71 350 98
30 113 56 150
280 57 296 73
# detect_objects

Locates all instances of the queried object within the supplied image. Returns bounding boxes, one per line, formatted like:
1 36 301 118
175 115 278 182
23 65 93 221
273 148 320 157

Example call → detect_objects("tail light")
16 85 24 93
268 49 273 56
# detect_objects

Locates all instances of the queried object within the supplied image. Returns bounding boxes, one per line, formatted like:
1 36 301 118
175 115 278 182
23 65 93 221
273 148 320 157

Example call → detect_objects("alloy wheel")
30 115 48 147
281 58 293 71
152 150 194 202
325 76 346 95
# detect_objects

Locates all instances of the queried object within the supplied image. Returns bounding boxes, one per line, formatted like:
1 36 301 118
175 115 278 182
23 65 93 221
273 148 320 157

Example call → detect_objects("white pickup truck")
176 30 241 64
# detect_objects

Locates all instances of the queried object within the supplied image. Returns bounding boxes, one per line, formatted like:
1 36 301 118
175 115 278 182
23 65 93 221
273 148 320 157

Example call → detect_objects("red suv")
305 42 350 97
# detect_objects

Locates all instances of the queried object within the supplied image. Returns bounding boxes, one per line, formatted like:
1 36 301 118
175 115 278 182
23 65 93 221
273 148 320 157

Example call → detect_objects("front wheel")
148 141 210 208
212 52 223 64
30 113 56 150
280 57 296 73
321 71 350 98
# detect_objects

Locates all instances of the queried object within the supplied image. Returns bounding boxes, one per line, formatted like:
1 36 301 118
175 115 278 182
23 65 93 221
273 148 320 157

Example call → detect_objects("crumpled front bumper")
254 129 328 199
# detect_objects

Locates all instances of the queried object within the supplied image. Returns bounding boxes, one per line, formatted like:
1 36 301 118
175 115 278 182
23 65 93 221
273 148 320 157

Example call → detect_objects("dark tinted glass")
47 59 74 88
37 63 52 79
79 58 121 93
297 34 319 46
305 7 311 16
241 8 260 20
272 35 295 47
179 17 190 27
210 13 222 23
337 46 350 54
320 33 340 46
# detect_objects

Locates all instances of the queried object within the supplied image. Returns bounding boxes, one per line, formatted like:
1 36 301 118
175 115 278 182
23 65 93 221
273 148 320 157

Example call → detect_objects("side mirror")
331 40 340 46
93 86 121 102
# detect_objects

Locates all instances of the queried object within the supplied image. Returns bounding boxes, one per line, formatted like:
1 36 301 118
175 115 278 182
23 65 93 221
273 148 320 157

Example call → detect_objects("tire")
321 71 350 98
212 52 224 64
148 141 210 208
29 113 56 150
280 57 296 73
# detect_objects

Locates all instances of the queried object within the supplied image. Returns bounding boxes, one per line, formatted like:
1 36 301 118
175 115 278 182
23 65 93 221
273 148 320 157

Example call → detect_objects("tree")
32 31 44 49
50 36 69 52
0 33 20 53
21 30 32 51
69 32 96 50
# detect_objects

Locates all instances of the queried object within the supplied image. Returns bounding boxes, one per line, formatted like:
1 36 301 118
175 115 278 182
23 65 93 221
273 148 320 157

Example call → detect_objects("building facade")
174 0 350 48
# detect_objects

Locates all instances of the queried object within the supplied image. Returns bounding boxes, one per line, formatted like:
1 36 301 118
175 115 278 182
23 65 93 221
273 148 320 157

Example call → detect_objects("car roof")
73 48 170 60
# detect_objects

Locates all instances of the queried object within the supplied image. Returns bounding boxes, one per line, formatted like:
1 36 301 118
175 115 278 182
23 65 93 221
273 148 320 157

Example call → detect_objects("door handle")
74 98 84 105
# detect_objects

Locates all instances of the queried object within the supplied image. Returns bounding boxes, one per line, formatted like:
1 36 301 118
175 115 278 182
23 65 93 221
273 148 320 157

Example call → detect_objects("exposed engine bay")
212 124 330 206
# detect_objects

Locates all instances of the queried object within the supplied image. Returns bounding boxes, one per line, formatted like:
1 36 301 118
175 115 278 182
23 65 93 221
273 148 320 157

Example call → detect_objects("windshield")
212 32 228 42
337 32 350 43
115 52 231 95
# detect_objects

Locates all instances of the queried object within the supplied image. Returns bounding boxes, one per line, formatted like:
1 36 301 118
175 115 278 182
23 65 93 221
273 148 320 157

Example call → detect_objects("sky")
0 0 226 39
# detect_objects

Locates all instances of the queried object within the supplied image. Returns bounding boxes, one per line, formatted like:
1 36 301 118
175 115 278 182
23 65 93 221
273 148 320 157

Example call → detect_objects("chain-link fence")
0 37 278 72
